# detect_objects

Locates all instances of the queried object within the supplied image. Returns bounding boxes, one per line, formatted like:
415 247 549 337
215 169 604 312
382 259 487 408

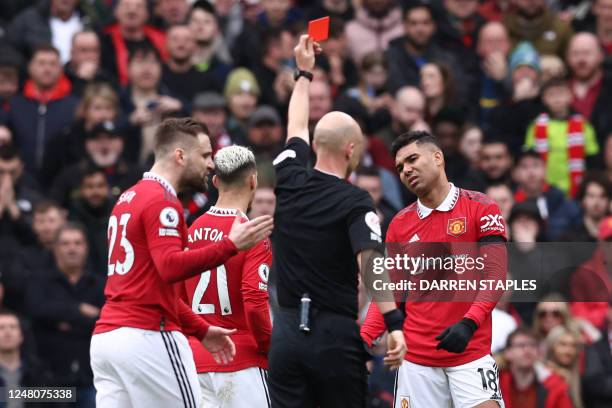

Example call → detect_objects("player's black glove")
435 318 477 353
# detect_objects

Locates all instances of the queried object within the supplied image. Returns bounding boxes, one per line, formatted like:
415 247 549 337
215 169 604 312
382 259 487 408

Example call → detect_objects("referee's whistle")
299 293 311 333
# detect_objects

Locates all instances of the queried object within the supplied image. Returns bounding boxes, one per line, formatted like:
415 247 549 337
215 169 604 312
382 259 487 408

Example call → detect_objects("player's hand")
228 215 274 251
294 34 321 72
435 318 476 353
384 330 406 370
202 326 237 364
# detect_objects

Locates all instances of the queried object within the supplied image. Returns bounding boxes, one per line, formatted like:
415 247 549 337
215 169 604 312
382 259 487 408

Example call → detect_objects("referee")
267 35 407 408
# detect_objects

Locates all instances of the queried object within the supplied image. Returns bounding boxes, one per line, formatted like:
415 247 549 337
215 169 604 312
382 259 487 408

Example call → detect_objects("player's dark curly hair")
390 130 441 158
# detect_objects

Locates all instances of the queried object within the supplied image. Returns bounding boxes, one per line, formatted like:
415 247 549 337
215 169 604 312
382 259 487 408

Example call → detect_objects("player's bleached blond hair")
214 145 257 185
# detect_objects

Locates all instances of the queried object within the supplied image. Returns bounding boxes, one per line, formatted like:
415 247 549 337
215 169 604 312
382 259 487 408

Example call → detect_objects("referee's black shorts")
268 308 369 408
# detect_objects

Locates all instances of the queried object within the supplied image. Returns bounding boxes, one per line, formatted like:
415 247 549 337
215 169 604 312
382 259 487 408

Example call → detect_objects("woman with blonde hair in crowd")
41 82 120 185
544 325 584 408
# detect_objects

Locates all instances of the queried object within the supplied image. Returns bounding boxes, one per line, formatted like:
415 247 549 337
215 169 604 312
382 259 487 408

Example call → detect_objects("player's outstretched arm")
286 34 321 145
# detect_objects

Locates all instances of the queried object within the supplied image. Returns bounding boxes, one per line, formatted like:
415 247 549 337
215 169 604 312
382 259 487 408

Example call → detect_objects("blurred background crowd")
0 0 611 407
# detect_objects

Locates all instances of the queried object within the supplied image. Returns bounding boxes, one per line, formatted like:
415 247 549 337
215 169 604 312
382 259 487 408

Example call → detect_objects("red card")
308 16 330 42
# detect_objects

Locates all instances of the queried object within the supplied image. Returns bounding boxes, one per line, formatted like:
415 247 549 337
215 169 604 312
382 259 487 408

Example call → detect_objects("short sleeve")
273 138 310 188
142 198 185 250
476 201 507 241
347 191 384 254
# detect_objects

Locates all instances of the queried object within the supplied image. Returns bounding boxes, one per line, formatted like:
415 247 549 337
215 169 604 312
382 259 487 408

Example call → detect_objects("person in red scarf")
4 44 79 181
524 77 599 198
100 0 168 86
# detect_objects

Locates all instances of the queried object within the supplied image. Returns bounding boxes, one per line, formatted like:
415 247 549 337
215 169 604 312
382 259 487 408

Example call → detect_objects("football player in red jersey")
183 145 273 407
90 118 273 408
360 131 507 408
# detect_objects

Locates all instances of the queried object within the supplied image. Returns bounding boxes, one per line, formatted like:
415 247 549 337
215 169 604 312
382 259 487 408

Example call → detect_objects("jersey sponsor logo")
160 207 179 228
272 149 296 165
447 217 466 237
258 264 270 283
399 396 410 408
159 228 180 237
117 190 136 205
365 211 382 241
480 214 505 233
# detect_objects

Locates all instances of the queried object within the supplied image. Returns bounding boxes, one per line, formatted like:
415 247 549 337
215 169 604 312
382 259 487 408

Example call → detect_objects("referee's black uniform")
268 138 383 408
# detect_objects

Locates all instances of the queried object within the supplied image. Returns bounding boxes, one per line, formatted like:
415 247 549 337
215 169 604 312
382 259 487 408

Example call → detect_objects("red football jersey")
184 206 272 373
95 173 237 338
361 184 507 367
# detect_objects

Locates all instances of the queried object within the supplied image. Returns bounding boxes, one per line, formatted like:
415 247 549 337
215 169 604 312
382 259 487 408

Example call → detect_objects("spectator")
524 77 599 198
188 0 232 83
590 0 612 55
355 166 398 236
512 150 581 240
8 0 85 62
492 286 519 354
253 27 296 108
478 0 513 22
0 126 12 147
42 82 119 186
342 50 392 132
508 199 546 243
476 22 512 127
376 86 426 150
245 105 284 165
478 138 514 188
606 133 612 184
582 302 612 408
486 182 515 222
306 0 354 21
0 53 21 114
544 325 585 408
257 0 303 29
64 30 115 97
567 32 612 147
345 0 403 65
500 327 574 408
308 80 333 132
540 54 567 83
191 92 232 154
6 44 79 179
385 2 458 95
459 123 483 170
0 309 52 401
101 0 168 86
68 166 112 276
487 41 543 157
25 223 104 406
316 17 359 92
162 24 219 103
248 185 277 218
121 44 184 164
224 67 260 145
435 0 484 106
0 144 42 271
503 0 574 57
153 0 190 29
49 121 141 208
560 173 611 242
420 61 459 122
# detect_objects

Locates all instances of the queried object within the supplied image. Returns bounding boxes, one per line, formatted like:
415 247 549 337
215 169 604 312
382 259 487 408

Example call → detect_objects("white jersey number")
192 265 233 316
107 213 135 275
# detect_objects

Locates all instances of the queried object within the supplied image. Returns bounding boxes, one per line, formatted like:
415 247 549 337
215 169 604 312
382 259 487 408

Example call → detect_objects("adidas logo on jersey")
409 233 420 243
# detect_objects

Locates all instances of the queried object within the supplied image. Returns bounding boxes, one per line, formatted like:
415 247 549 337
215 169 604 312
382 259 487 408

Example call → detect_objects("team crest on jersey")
258 264 270 283
447 217 466 237
160 207 179 228
399 396 410 408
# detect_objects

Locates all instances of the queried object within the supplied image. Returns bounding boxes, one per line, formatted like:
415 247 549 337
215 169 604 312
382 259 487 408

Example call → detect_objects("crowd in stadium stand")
0 0 611 407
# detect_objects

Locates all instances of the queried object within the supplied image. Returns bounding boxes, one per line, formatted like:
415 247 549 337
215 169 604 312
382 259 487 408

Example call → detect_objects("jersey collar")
143 171 177 197
416 183 459 219
207 206 248 219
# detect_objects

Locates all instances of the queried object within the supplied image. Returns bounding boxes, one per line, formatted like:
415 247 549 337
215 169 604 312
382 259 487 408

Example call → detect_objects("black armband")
383 309 404 332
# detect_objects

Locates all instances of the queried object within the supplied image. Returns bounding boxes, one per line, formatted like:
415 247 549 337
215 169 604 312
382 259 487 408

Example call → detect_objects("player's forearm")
244 301 272 354
178 300 209 340
360 302 387 347
286 77 310 145
151 237 238 284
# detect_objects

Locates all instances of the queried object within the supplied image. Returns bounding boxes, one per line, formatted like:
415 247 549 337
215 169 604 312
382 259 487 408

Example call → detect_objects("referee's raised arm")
286 34 321 145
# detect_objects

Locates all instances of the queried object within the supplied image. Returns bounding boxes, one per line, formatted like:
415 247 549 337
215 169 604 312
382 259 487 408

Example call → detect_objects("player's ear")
433 149 443 166
346 142 355 160
212 174 220 188
174 147 186 166
250 172 258 191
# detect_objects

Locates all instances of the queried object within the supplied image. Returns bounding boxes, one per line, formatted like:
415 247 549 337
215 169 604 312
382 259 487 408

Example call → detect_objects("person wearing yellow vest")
525 76 599 197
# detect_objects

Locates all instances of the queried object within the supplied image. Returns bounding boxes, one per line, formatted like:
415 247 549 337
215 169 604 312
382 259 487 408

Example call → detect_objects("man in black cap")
246 105 284 164
49 121 142 208
191 91 233 153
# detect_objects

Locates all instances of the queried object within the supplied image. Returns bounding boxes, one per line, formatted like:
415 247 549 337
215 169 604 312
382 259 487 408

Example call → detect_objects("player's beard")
181 168 209 193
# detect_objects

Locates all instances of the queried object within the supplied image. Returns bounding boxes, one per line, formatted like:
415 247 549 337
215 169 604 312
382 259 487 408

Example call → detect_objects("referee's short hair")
391 130 441 158
214 145 257 186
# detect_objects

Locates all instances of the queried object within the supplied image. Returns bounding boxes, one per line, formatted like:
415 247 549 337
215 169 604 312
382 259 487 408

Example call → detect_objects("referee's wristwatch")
294 69 313 82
